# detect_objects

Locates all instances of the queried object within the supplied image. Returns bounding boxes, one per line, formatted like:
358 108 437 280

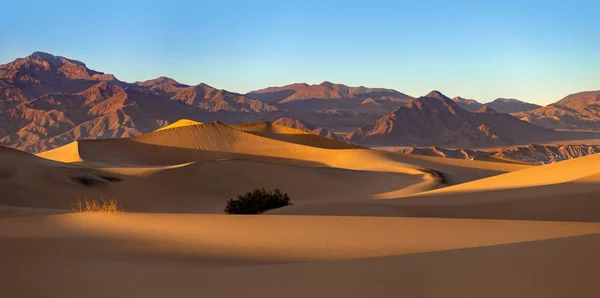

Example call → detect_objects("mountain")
514 90 600 130
2 52 599 153
0 52 280 152
247 82 413 130
399 146 483 160
347 90 554 148
247 81 412 104
452 96 540 114
487 98 541 113
0 51 118 109
452 96 484 112
134 77 278 113
398 144 600 164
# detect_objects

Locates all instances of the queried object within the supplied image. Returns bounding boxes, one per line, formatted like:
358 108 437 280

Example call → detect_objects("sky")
1 0 599 105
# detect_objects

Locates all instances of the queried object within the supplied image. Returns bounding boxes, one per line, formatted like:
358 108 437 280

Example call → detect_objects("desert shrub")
71 197 124 213
224 188 292 214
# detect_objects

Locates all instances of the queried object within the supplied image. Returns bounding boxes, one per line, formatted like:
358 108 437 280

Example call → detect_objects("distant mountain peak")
155 76 177 83
487 97 541 113
139 76 181 86
425 90 451 101
361 98 381 105
493 98 520 103
31 51 57 59
27 51 89 69
475 105 498 114
319 81 336 87
453 96 478 103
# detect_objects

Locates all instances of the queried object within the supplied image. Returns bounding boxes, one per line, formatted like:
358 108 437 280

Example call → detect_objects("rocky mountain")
2 52 598 154
0 52 281 152
487 98 541 114
514 90 600 130
452 96 484 112
0 52 118 109
452 96 540 114
134 77 278 113
398 144 600 164
347 91 554 148
247 81 412 104
247 82 413 130
399 146 483 160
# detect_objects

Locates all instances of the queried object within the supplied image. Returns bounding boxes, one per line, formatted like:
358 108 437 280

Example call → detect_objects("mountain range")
398 144 600 165
1 52 600 153
514 90 600 130
347 91 554 147
452 96 541 113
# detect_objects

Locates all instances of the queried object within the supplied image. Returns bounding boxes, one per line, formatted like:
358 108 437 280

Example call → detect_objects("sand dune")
155 119 203 131
417 152 600 194
233 121 359 149
2 213 599 297
36 141 84 163
276 152 600 222
4 118 600 297
0 147 123 209
39 121 527 176
22 121 534 212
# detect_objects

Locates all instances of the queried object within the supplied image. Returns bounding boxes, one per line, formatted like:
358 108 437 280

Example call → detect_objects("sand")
3 120 600 297
155 119 203 131
1 213 599 297
275 153 600 221
26 121 530 211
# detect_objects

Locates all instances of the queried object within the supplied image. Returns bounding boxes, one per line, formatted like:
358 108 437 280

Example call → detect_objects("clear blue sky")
1 0 599 105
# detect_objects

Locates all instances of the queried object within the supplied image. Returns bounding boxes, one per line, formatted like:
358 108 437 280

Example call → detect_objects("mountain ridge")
347 90 554 148
1 51 599 153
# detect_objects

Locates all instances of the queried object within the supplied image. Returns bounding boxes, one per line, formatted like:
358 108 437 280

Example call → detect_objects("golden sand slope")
276 152 600 221
0 147 123 209
386 152 600 221
24 121 532 211
21 120 538 213
5 120 600 297
9 145 429 212
233 121 360 149
36 141 83 163
39 121 527 177
105 160 427 213
155 119 203 131
1 213 599 297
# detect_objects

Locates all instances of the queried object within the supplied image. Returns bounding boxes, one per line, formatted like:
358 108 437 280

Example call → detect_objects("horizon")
2 0 599 105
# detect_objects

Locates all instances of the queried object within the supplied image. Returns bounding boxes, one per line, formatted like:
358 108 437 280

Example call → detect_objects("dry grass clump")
71 197 124 213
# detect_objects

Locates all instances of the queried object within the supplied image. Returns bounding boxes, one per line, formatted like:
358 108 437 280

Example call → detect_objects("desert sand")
2 120 600 297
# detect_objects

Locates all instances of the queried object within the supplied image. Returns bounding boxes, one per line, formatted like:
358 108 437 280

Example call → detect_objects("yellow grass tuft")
71 197 124 213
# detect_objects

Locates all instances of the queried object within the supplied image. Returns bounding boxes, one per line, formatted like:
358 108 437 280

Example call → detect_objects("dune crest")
155 119 203 131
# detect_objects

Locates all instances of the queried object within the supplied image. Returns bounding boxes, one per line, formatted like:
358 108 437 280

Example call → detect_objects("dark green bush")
224 188 293 214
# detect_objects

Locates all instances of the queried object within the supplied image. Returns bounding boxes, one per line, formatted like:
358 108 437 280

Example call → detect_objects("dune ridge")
27 120 536 212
